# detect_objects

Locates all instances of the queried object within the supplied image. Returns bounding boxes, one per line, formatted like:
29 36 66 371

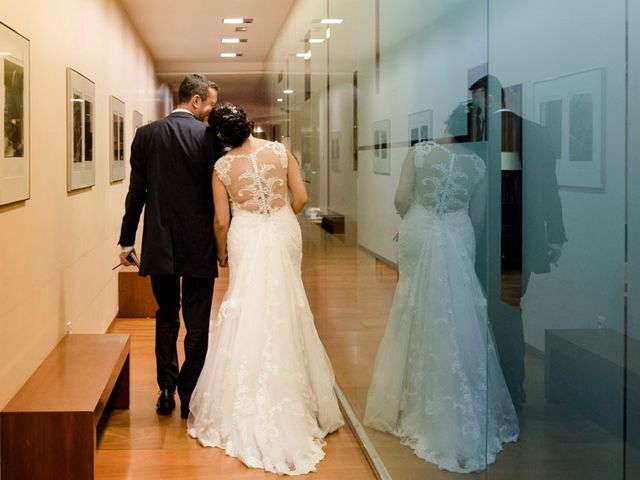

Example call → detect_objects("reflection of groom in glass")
469 75 567 405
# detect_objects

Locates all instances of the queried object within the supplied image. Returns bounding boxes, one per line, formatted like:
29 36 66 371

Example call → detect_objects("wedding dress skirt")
188 206 344 475
364 205 519 473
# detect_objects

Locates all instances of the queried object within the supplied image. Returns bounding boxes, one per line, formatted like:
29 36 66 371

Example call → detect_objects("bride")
364 104 519 473
187 103 344 475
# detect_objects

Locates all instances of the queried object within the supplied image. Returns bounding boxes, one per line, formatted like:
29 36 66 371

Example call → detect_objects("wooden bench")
320 211 345 234
1 333 130 480
118 270 157 318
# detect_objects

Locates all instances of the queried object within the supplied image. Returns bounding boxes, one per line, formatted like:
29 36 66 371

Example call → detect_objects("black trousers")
150 275 215 407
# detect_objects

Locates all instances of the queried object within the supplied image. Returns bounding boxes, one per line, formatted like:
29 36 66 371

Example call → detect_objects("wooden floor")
97 316 375 479
98 219 638 479
298 221 637 480
97 276 375 479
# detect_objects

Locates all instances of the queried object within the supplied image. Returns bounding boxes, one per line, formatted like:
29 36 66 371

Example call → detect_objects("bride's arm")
287 151 308 214
213 173 230 266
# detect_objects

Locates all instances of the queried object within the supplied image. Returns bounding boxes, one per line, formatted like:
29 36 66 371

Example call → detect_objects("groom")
118 74 223 418
470 74 566 405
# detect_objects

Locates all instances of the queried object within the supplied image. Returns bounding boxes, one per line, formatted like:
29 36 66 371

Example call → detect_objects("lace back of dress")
413 141 486 215
215 141 289 214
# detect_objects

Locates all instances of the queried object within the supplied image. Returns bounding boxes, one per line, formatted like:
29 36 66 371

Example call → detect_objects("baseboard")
334 384 392 480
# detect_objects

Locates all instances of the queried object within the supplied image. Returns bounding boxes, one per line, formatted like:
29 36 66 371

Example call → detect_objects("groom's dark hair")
177 74 218 104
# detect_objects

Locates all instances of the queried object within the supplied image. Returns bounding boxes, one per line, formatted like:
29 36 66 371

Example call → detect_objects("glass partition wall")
254 1 638 477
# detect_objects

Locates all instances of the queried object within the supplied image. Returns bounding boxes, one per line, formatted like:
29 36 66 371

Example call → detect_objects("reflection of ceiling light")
308 38 324 44
320 18 343 24
220 52 242 58
276 98 283 102
296 51 311 60
223 18 253 24
283 89 294 94
70 98 84 103
254 126 264 133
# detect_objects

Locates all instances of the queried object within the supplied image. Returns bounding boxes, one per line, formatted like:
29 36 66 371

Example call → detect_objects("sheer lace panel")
413 141 485 215
214 141 289 214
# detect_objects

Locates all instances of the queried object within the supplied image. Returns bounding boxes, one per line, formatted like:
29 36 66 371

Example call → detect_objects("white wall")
357 0 487 262
264 0 632 348
0 0 162 408
353 0 629 349
323 0 361 231
628 1 640 340
265 0 329 211
489 0 627 348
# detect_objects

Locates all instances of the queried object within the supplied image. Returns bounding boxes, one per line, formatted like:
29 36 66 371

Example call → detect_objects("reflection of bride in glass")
364 104 519 473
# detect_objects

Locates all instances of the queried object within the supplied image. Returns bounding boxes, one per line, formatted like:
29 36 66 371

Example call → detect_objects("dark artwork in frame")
72 94 82 164
84 99 93 162
4 59 24 158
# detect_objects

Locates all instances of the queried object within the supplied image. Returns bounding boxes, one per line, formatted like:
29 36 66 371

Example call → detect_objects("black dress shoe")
156 388 175 415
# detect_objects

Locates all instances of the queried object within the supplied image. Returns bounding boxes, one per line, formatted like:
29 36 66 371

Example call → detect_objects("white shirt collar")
172 108 193 116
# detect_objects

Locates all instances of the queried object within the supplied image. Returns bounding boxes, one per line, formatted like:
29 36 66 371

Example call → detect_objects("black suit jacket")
119 112 223 278
518 114 567 275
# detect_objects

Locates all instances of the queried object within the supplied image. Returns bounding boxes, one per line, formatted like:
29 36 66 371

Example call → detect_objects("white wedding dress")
187 141 344 475
364 141 519 473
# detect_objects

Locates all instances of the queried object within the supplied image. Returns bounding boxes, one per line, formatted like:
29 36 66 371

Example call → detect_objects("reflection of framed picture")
534 68 604 189
1 22 30 206
67 68 95 191
408 110 433 146
330 131 341 173
373 119 390 175
109 95 126 182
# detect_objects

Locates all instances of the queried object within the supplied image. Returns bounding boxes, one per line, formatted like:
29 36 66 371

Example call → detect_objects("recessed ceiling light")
235 26 248 32
308 38 324 44
296 51 312 60
220 52 242 58
0 51 11 56
320 18 343 25
283 89 294 94
276 98 284 102
326 28 331 39
223 18 253 24
222 38 247 43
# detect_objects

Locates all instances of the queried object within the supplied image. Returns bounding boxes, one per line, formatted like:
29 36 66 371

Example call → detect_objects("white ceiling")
118 0 296 113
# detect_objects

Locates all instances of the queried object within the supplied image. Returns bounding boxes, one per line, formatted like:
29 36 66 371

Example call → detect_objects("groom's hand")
119 250 134 267
218 256 228 268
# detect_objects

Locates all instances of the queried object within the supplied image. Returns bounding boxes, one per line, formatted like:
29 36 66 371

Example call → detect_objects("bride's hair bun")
209 102 253 148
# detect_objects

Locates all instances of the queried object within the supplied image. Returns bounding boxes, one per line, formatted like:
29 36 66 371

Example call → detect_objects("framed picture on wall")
109 96 126 182
373 119 390 175
408 110 433 146
533 68 604 189
66 68 95 191
0 22 30 207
